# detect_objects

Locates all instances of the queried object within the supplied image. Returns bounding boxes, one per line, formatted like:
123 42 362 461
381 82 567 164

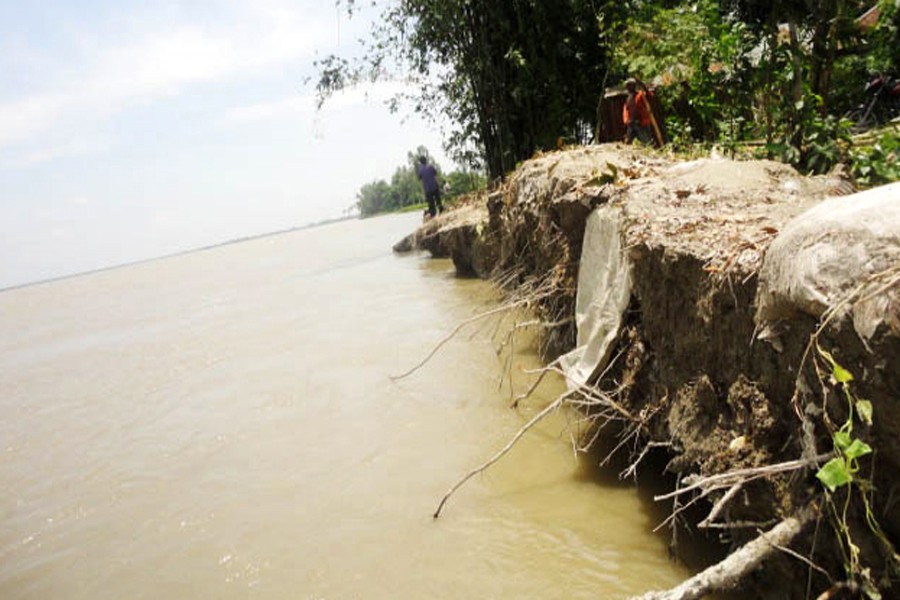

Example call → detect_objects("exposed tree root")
392 272 563 381
628 506 816 600
433 348 639 518
432 391 568 519
652 454 831 533
655 454 832 503
390 301 528 381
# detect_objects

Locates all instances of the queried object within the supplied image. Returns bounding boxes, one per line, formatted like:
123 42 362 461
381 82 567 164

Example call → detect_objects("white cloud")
0 95 69 148
221 81 414 125
325 81 415 110
0 134 112 169
224 96 316 123
0 2 333 163
64 195 91 207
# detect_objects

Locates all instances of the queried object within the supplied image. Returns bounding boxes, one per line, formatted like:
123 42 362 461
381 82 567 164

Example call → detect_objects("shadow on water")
575 423 753 599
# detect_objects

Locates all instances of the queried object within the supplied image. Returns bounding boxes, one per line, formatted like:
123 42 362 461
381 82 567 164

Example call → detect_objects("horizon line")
0 213 358 294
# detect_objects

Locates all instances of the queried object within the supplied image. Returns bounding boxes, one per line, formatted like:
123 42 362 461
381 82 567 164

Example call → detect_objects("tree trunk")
627 507 815 600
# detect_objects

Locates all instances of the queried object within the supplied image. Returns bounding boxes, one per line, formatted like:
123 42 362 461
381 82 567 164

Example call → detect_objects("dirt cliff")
396 145 900 599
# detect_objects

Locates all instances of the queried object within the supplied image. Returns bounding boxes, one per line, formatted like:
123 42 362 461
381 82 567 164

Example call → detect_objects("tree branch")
628 506 816 600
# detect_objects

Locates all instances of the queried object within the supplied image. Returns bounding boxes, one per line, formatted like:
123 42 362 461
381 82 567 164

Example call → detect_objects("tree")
444 169 487 199
317 0 620 180
354 145 485 217
356 179 394 216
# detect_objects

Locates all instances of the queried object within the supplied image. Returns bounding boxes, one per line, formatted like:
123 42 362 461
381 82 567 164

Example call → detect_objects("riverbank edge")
395 144 900 598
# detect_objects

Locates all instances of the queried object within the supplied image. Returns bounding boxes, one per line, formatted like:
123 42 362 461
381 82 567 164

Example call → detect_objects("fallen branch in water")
393 272 561 381
433 347 638 518
432 391 567 519
628 506 816 600
390 300 528 381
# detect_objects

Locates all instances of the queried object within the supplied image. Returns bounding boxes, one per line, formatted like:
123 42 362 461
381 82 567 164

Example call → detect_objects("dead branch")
652 453 829 535
701 519 778 530
393 269 565 381
698 482 744 529
511 362 558 408
600 425 642 468
654 487 709 533
655 453 832 503
495 317 575 357
432 391 567 519
390 300 528 381
621 441 672 481
538 360 634 422
628 506 815 600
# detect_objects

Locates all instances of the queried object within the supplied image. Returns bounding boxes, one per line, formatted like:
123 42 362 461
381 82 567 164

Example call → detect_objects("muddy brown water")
1 213 701 599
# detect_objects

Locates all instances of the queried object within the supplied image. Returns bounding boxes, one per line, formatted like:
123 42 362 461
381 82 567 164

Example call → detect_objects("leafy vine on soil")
814 346 900 598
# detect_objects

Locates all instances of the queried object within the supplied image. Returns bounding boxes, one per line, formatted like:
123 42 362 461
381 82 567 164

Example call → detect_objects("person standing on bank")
416 155 443 218
623 77 654 145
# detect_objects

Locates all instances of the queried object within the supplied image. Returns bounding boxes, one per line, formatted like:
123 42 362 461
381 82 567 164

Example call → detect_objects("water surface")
0 213 692 598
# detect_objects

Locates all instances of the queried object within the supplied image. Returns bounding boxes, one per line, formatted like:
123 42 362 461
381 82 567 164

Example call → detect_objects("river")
0 213 696 599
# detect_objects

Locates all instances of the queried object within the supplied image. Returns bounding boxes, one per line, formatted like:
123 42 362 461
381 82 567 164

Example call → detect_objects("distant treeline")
356 146 486 217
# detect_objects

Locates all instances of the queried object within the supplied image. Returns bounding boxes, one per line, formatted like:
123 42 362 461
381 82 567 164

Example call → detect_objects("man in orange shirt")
623 78 653 145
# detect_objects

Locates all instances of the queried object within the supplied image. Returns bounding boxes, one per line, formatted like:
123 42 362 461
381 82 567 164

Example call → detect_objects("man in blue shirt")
416 156 443 218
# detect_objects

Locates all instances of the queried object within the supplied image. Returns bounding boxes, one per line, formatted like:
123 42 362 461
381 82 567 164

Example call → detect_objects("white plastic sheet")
559 206 632 388
755 182 900 343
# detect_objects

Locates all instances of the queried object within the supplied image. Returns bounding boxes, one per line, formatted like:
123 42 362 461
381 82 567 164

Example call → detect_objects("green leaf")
585 175 613 186
817 457 853 492
857 399 874 426
844 439 873 461
817 347 854 383
833 362 854 384
833 430 853 451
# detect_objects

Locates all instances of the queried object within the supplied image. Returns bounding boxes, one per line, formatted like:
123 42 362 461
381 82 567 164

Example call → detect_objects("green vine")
815 346 873 494
814 345 899 597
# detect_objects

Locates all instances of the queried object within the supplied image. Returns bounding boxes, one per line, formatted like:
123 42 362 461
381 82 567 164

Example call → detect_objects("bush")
850 130 900 186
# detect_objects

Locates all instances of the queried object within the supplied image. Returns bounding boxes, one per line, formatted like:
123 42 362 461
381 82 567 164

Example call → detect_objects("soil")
395 144 900 598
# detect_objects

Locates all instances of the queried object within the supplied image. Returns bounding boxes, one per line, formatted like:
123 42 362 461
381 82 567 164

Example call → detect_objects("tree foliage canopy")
318 0 899 183
318 0 618 179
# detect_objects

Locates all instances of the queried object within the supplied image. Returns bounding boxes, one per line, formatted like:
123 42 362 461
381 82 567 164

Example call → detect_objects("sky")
0 0 450 289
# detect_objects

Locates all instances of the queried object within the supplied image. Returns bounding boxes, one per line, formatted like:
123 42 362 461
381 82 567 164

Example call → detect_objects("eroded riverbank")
398 146 900 598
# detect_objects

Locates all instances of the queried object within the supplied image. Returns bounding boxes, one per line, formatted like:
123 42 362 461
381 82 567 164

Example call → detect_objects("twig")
391 299 528 380
701 519 778 530
654 488 708 533
655 453 832 502
600 425 642 468
394 266 567 381
620 441 672 481
511 362 558 408
764 537 833 583
698 482 744 529
432 391 567 518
